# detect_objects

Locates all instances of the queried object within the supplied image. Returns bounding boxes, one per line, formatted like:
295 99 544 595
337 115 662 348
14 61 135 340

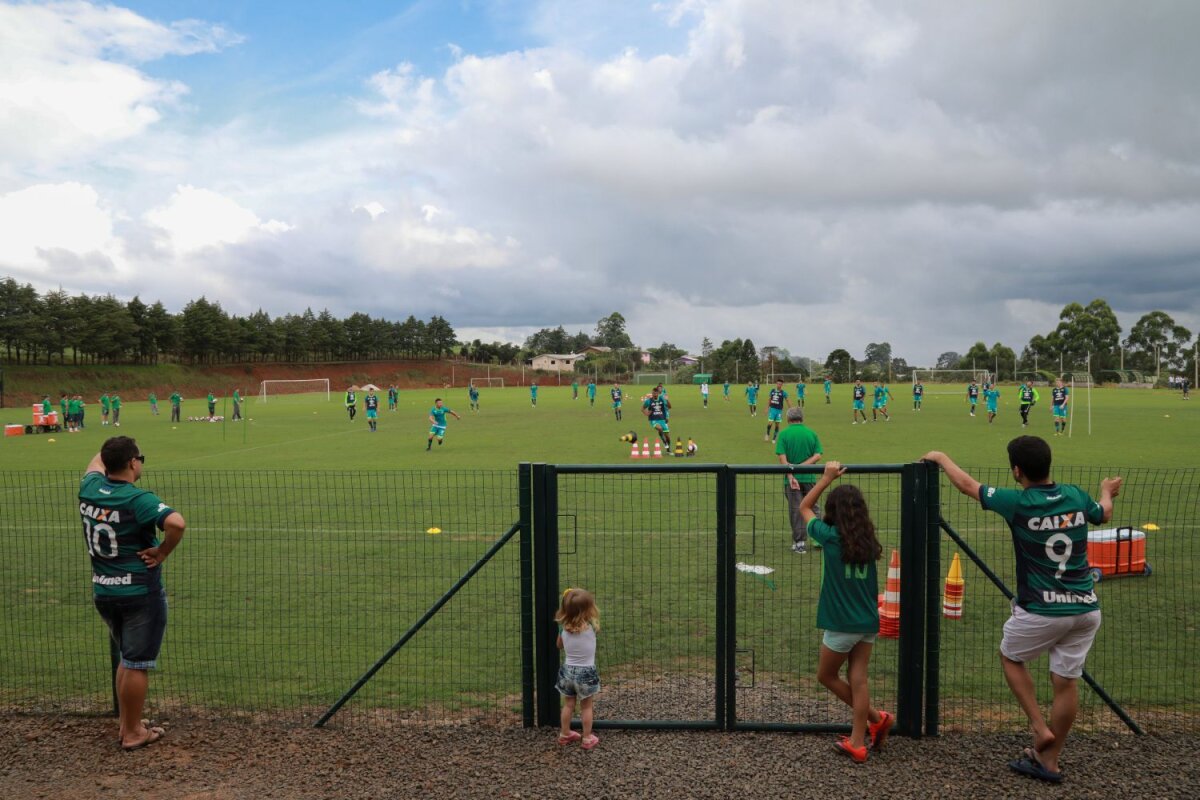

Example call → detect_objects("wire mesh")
935 466 1199 734
0 469 523 728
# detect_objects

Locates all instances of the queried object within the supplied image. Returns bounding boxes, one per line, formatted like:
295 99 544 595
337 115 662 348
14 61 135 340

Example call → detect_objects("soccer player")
872 381 891 422
81 437 187 751
1051 379 1069 436
1182 377 1191 400
745 381 760 417
111 393 122 427
365 388 380 432
923 439 1121 785
913 380 924 411
851 379 868 424
967 381 980 417
100 392 111 426
572 379 579 400
468 383 480 412
530 382 538 407
388 384 398 411
701 381 710 408
723 381 731 401
776 406 823 553
611 383 624 421
68 394 82 432
169 390 182 423
587 380 597 406
765 379 790 442
796 378 806 408
344 387 357 422
148 392 158 416
207 390 217 420
985 384 1001 424
824 376 832 404
1018 381 1039 428
60 392 68 424
426 398 461 449
232 388 242 421
642 386 672 450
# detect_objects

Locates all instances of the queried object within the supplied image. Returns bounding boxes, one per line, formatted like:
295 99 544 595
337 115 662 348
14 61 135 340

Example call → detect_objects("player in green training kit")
871 381 890 422
924 438 1121 784
81 436 187 751
745 382 760 416
1051 379 1069 436
851 379 868 424
100 392 111 426
572 380 579 400
611 383 624 421
642 386 672 449
169 391 182 423
388 385 398 411
912 380 924 411
985 385 1001 424
967 381 980 417
148 392 158 416
723 381 731 401
365 389 380 431
344 388 357 422
587 380 597 406
1018 382 1039 428
111 393 122 426
765 379 790 442
530 382 538 407
824 376 832 404
207 390 217 420
795 379 806 407
426 398 461 449
468 383 480 412
232 388 242 421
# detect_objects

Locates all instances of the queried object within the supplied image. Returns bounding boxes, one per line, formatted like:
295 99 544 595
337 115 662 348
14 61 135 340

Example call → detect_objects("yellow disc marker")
47 438 56 443
426 527 442 535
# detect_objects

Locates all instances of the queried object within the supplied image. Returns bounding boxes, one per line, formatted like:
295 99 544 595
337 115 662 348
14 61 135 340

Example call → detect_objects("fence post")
531 464 561 727
896 463 927 737
716 466 734 730
922 460 942 736
519 463 535 727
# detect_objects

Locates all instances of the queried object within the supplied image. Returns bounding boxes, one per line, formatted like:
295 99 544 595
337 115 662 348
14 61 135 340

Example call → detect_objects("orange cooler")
1087 527 1146 578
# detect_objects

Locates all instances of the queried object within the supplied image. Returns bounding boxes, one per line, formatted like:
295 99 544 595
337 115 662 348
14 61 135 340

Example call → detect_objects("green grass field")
1 382 1196 730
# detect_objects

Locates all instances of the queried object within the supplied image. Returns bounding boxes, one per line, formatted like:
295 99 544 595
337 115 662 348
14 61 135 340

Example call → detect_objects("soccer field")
1 383 1196 730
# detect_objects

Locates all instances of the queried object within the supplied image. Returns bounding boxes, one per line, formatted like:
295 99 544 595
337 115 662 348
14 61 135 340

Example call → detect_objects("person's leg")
1038 673 1078 773
426 435 433 450
560 695 576 737
786 485 805 547
116 665 152 747
845 641 875 749
1002 655 1054 753
580 696 594 740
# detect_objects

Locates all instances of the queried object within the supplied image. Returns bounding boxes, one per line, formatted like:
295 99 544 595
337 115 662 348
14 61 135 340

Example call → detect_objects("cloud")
0 182 125 281
144 186 293 255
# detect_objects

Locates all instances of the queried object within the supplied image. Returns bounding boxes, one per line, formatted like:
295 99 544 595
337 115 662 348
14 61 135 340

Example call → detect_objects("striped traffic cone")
641 440 651 458
879 549 901 639
652 440 663 458
943 553 964 620
630 441 640 458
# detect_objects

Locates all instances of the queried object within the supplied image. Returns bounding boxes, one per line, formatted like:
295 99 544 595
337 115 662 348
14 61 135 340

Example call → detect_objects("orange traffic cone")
630 441 640 458
652 440 663 458
879 549 900 639
943 553 964 620
641 440 651 458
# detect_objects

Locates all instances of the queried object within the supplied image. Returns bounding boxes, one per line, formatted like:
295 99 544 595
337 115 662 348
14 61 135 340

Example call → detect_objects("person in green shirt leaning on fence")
923 437 1121 785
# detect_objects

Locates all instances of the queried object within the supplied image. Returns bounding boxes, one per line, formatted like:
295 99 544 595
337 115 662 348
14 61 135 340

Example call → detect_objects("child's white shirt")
561 626 596 667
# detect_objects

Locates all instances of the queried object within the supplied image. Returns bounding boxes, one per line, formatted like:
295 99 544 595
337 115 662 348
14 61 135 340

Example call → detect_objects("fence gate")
531 463 937 735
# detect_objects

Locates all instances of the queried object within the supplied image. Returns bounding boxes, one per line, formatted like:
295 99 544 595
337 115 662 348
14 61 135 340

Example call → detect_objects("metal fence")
2 464 1196 734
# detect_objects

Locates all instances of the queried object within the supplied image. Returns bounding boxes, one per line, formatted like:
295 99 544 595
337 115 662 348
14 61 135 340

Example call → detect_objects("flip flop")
581 735 600 751
557 731 581 745
121 726 165 752
1009 754 1063 784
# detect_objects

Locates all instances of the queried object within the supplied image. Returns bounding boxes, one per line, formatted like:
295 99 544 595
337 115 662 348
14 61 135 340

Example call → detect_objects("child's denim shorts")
556 664 601 699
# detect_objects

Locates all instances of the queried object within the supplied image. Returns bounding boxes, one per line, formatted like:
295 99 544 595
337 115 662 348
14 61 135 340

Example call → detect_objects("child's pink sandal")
581 734 600 750
557 731 581 745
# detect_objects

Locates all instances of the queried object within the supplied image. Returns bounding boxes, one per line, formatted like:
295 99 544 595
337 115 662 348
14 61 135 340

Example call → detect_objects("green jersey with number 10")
79 472 175 599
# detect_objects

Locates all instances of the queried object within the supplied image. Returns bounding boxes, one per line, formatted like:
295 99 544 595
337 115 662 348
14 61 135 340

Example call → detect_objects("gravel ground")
2 712 1195 800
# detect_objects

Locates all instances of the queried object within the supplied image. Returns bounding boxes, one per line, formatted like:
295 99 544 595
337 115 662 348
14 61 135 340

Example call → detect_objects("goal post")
259 378 331 402
911 369 991 394
1068 371 1093 437
468 377 505 388
767 372 806 384
633 372 670 385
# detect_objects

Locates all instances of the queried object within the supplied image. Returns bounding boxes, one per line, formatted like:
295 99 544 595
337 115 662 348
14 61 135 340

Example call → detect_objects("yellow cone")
426 527 442 535
1143 523 1159 531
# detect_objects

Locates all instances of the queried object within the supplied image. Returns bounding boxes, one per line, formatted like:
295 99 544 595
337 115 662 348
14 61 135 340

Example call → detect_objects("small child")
800 461 894 762
555 588 601 750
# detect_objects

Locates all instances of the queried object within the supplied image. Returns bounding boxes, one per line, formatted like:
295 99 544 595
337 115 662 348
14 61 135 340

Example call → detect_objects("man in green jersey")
426 398 461 449
912 380 924 411
364 388 380 432
642 386 672 449
344 387 357 422
1018 382 1040 428
745 382 759 416
795 379 806 407
468 383 480 412
723 381 730 401
587 380 597 406
530 382 538 407
1050 379 1069 436
169 390 182 423
148 392 158 416
776 407 823 553
923 438 1121 784
232 388 242 421
68 395 83 432
764 379 790 442
207 390 217 420
77 394 87 429
111 392 122 427
100 392 111 426
610 383 624 421
81 437 187 751
572 379 579 400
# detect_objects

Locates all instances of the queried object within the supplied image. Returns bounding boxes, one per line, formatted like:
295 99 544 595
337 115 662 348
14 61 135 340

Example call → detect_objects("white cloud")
144 186 292 255
0 182 125 279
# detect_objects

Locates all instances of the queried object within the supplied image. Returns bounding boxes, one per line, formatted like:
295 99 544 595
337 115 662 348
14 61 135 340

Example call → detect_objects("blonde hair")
555 588 600 634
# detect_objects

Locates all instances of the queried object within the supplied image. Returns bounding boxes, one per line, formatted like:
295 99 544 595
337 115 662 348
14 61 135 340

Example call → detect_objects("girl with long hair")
554 588 601 750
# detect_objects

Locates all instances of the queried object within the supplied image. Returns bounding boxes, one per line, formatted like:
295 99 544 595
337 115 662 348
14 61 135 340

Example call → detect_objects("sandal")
121 726 165 752
581 735 600 751
557 731 581 745
1009 753 1063 784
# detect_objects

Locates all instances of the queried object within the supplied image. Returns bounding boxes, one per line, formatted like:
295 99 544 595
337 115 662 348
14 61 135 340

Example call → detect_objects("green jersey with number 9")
979 482 1104 616
79 472 176 599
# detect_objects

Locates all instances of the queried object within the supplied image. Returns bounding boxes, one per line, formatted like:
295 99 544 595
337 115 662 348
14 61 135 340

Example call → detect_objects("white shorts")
1000 604 1101 679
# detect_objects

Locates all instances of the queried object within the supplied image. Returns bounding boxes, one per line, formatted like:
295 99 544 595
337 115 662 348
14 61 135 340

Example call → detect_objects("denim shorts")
556 664 601 699
95 588 168 670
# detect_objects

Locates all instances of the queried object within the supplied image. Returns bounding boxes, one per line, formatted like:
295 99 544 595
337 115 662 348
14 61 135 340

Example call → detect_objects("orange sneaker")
834 736 868 763
869 710 894 751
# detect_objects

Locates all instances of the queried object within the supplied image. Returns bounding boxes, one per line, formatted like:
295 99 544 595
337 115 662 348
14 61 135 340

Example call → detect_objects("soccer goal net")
769 373 806 384
468 377 505 388
911 369 991 394
633 372 670 385
259 379 330 402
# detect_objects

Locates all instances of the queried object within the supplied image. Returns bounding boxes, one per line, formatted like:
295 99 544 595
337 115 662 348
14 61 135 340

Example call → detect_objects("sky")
1 0 1199 365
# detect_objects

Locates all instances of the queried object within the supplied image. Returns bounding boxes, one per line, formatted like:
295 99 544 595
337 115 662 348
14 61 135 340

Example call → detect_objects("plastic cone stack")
652 440 663 458
879 549 901 639
630 441 640 459
674 438 684 457
943 553 964 620
641 440 651 458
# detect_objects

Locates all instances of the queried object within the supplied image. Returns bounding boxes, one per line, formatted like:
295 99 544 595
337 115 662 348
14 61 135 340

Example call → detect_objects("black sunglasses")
134 454 146 464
